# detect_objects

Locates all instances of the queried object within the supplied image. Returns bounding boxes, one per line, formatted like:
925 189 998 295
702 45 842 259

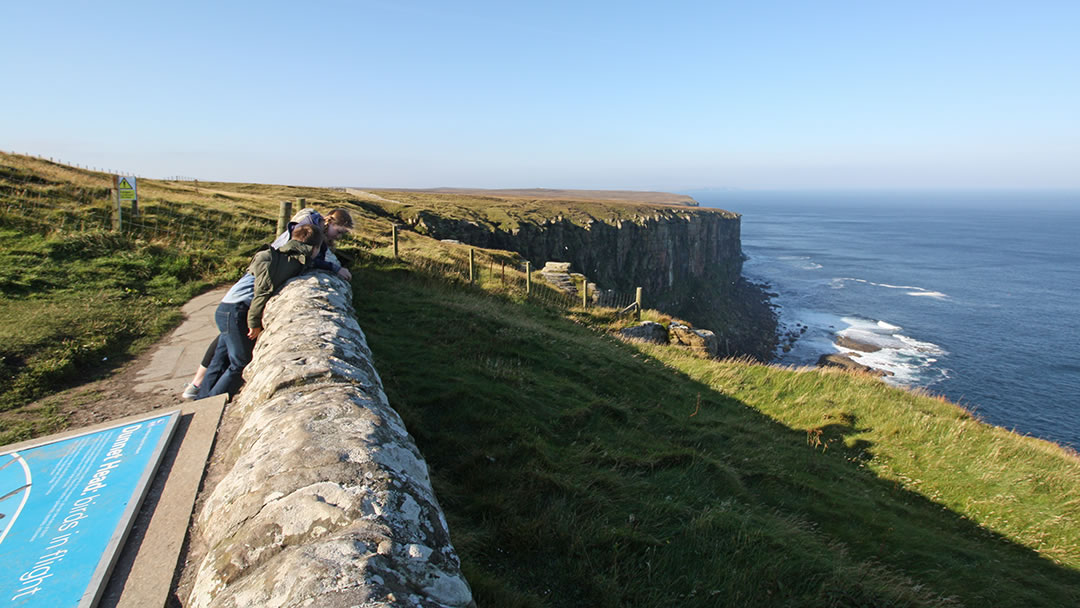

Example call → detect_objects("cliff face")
402 205 777 359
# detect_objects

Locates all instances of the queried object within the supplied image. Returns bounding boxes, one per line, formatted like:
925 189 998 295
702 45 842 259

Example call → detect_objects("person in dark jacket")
182 209 354 399
197 224 323 399
269 207 354 280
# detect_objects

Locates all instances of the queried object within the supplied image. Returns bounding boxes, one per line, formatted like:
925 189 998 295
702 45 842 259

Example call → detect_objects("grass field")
0 152 373 440
3 152 1078 605
353 260 1080 607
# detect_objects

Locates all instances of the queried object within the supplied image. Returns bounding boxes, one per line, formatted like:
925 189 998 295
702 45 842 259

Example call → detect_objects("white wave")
775 312 951 388
832 277 949 300
907 291 949 300
837 328 907 350
778 255 823 270
896 334 947 355
855 347 950 387
875 282 925 290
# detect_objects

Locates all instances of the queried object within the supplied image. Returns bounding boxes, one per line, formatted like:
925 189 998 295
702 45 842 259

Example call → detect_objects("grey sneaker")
182 382 200 400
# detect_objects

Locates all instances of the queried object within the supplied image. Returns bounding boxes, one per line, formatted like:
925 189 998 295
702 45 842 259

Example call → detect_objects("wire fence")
392 244 643 316
2 151 646 317
1 152 276 252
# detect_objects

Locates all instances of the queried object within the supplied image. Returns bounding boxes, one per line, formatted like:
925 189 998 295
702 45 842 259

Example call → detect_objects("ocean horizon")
690 189 1080 449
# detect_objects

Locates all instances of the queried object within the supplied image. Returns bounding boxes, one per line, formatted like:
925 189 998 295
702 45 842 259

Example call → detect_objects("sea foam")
832 277 949 300
774 307 950 388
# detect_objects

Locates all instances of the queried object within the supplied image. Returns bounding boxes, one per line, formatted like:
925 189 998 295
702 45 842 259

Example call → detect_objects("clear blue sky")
2 1 1078 190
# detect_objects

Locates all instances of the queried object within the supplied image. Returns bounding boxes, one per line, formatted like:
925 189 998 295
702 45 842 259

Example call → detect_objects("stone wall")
186 273 474 608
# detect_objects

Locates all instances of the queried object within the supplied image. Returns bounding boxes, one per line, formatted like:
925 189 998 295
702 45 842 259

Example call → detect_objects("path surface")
3 287 233 607
3 288 230 433
132 287 226 399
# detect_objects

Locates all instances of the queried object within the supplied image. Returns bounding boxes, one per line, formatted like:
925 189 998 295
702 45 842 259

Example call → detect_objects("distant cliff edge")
357 192 777 359
353 187 699 207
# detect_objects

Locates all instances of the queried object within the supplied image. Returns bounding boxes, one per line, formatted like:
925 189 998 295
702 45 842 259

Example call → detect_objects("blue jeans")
199 300 254 399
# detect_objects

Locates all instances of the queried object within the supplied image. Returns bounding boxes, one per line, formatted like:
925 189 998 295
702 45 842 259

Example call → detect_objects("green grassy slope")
0 153 374 440
353 260 1080 607
3 153 1078 605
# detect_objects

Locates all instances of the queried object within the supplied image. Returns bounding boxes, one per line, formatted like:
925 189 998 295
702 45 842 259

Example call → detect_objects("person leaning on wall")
197 223 324 400
182 207 355 399
269 207 354 281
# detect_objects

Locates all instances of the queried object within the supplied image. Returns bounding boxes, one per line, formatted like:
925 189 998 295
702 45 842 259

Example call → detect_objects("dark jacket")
247 239 315 330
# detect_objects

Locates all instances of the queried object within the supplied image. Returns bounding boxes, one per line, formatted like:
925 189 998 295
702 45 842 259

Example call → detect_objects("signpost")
116 177 137 218
112 176 137 229
116 177 136 203
0 410 179 607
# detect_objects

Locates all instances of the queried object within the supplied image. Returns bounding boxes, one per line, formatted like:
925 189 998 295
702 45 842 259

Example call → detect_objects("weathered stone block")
618 321 669 344
669 323 720 358
541 261 572 272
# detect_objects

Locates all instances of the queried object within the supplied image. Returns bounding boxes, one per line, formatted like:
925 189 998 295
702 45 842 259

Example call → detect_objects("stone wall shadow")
609 346 1080 606
353 264 1080 607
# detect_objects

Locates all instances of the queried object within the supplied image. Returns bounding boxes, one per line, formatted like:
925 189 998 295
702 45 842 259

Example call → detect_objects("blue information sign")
0 410 179 607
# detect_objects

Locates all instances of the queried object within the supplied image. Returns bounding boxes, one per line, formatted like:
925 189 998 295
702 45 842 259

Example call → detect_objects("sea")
690 190 1080 450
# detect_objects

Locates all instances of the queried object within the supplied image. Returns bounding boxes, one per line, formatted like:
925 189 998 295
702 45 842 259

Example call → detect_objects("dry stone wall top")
187 273 474 608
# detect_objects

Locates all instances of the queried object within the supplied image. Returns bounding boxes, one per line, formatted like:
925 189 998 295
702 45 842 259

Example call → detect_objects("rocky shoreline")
763 288 895 377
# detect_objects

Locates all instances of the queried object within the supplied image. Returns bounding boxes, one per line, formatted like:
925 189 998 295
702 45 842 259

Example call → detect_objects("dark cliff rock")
817 353 895 377
395 206 777 359
836 335 882 353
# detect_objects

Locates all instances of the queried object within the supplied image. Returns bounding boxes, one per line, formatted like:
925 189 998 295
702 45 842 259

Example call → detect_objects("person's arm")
312 242 340 272
247 251 274 336
312 243 351 280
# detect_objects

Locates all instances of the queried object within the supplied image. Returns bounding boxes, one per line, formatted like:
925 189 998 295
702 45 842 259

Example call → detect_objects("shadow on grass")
353 263 1080 608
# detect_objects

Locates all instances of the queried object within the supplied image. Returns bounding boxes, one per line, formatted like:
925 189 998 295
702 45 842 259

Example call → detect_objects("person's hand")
247 327 262 340
337 267 352 281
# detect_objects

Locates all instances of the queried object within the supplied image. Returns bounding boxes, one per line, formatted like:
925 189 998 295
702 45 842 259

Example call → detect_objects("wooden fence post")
392 225 399 258
525 261 531 296
635 286 643 320
112 175 122 231
582 277 588 309
277 200 293 235
469 248 475 283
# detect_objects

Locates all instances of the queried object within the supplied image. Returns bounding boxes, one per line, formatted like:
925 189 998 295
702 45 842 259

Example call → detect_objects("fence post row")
373 229 644 312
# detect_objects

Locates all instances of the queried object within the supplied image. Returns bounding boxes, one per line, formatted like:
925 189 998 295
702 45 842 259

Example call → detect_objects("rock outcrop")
817 353 894 377
187 273 473 608
392 205 777 359
618 321 669 344
669 323 720 358
836 335 883 353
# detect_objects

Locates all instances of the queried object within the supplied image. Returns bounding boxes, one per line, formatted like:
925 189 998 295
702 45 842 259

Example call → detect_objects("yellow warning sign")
118 176 137 201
